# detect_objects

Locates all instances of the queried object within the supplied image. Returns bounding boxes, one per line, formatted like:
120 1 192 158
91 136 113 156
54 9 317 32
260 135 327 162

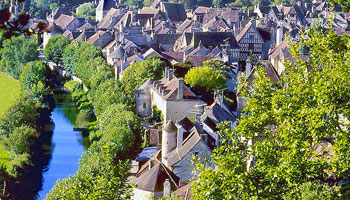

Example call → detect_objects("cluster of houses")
30 0 350 199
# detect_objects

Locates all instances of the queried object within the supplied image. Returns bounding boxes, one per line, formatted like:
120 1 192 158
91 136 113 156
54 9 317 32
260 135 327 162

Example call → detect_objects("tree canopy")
184 66 226 91
44 35 71 66
192 22 350 199
0 35 38 79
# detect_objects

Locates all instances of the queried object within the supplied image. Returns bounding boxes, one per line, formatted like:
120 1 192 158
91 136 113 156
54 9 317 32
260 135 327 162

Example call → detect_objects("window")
143 103 146 109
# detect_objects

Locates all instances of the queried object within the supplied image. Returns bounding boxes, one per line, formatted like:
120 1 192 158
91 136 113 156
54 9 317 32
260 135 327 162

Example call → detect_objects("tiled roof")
161 52 184 63
176 19 193 33
153 77 198 101
131 163 179 192
186 55 216 67
139 7 160 15
55 14 75 29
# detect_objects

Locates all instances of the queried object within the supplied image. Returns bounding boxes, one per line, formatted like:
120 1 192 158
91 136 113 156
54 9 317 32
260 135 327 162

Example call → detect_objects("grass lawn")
0 72 20 117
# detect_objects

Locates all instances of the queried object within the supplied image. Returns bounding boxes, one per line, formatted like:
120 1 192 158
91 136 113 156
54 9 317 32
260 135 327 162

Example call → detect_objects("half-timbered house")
236 20 265 64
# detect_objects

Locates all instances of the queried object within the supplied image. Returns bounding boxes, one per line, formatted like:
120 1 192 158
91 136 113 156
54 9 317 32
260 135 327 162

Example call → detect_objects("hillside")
0 72 20 117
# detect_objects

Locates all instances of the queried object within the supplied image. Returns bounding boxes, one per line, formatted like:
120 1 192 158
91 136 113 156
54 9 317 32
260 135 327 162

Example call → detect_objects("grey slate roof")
96 0 118 11
110 46 125 59
131 163 179 192
185 32 240 49
162 2 187 22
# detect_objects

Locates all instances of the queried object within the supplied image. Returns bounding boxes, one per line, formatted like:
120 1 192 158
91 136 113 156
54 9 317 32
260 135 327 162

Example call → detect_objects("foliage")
0 72 20 117
0 6 47 39
75 3 96 19
20 61 47 92
63 41 102 75
92 104 139 140
184 0 197 9
143 0 153 7
44 35 71 66
174 61 194 77
5 125 38 155
127 0 143 10
213 0 223 7
0 97 41 137
76 57 112 89
122 56 168 96
0 35 38 79
184 66 226 91
329 0 350 11
45 142 132 200
91 79 133 116
202 58 230 78
192 23 350 199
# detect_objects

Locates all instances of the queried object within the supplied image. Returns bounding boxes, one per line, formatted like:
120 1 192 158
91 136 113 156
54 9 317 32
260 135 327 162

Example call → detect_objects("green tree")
6 125 38 155
62 40 82 73
20 61 47 92
184 0 197 9
127 0 143 10
143 0 153 7
202 58 230 78
76 2 96 19
213 0 223 7
62 41 102 75
121 56 168 95
192 23 350 199
44 34 71 66
76 57 112 89
0 36 38 79
184 66 226 91
91 79 133 116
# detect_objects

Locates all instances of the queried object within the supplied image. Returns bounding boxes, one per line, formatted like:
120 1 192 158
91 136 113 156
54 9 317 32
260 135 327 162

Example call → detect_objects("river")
36 92 90 199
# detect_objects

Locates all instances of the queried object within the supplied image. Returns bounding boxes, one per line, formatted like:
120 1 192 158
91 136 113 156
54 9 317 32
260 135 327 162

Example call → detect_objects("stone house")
148 68 206 122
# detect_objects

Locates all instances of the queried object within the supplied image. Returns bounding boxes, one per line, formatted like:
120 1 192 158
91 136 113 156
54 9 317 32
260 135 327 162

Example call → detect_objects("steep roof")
186 32 239 49
131 163 179 192
165 126 210 167
110 46 126 59
55 14 75 29
47 22 63 33
164 120 177 132
96 0 118 11
162 2 187 22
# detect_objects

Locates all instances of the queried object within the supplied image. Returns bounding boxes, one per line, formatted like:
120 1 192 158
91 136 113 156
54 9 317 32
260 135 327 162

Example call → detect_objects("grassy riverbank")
0 72 20 116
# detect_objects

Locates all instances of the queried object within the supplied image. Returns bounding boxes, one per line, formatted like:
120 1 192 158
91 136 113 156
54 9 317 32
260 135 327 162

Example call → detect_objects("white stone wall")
135 90 152 118
151 88 167 119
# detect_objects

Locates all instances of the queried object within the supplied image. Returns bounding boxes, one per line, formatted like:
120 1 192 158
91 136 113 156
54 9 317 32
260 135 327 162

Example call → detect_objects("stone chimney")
276 21 283 46
245 59 252 76
177 125 183 149
168 69 174 81
165 67 169 79
177 78 184 100
163 179 171 198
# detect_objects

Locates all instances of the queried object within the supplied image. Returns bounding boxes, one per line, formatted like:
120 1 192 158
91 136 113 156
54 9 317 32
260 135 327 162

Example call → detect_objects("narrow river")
36 92 90 200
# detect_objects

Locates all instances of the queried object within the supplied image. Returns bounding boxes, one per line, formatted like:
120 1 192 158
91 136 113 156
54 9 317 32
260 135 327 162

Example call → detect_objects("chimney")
276 21 283 46
177 78 184 100
168 69 174 81
163 179 171 198
177 125 183 149
165 67 169 79
246 59 252 76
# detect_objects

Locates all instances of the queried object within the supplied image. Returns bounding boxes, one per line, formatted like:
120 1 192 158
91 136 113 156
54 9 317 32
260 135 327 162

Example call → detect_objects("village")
3 0 349 199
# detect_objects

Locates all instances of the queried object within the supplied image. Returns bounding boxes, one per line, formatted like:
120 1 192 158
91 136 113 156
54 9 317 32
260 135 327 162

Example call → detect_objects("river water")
36 92 90 199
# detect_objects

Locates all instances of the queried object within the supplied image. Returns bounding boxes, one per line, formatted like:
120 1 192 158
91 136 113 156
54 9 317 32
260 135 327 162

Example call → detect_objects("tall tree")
0 35 38 79
44 35 71 66
192 23 350 199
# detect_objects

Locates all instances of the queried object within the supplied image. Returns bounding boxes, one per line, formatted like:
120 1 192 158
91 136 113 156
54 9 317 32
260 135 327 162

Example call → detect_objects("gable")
239 26 265 45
